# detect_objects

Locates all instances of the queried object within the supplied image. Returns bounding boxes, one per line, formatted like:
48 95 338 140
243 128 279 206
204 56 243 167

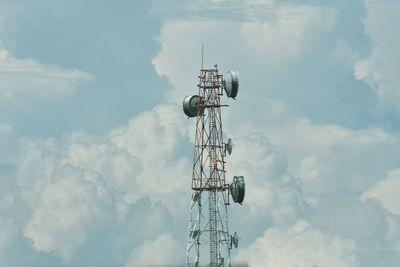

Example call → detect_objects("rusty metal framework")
192 67 228 191
186 65 232 267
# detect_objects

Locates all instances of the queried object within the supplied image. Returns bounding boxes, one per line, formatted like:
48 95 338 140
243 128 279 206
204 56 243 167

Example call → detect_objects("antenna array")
183 62 245 267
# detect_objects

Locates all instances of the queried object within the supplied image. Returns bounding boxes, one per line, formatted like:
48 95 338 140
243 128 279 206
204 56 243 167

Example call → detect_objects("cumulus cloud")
298 156 318 183
151 1 400 265
15 138 58 216
125 234 181 267
227 134 305 226
8 102 300 264
355 49 396 101
152 0 375 130
241 5 335 61
361 169 400 216
24 166 112 260
153 4 337 105
235 220 356 267
61 142 143 205
223 100 400 201
149 0 400 265
1 0 400 266
0 42 91 99
11 103 192 263
111 104 192 198
354 0 400 110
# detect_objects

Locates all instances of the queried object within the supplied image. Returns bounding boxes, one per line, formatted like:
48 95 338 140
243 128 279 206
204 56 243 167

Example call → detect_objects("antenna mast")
201 43 204 69
183 55 244 267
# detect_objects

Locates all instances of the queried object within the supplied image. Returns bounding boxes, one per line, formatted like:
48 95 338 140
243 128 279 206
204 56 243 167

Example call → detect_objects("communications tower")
183 64 246 266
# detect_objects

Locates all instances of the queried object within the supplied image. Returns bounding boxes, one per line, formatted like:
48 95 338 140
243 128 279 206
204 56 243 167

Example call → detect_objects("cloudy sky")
1 0 400 266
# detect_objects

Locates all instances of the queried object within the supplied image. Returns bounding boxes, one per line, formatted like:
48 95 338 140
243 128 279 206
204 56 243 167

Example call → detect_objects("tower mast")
183 61 244 267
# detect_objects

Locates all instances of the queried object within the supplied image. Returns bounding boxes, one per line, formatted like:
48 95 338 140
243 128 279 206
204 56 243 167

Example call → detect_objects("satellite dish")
231 232 239 248
226 138 232 155
230 176 245 204
183 95 204 117
223 71 239 99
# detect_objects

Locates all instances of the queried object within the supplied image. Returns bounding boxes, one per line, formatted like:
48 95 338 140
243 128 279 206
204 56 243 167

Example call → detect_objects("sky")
0 0 400 266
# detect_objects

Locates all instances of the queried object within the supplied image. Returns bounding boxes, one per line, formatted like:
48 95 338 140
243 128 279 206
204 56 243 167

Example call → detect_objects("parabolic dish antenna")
223 71 239 99
183 95 204 117
231 232 239 248
226 138 232 155
230 176 245 204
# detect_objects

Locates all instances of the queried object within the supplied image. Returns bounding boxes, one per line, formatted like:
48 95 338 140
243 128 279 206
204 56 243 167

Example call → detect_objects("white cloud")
24 166 112 260
125 234 181 267
227 133 305 226
15 138 58 216
229 116 397 149
151 2 400 265
152 0 398 206
1 0 400 266
355 49 395 100
235 220 356 267
242 6 335 61
361 169 400 216
385 215 400 255
153 4 336 104
111 104 192 197
224 113 400 199
153 19 238 103
298 156 318 182
0 123 12 134
354 0 400 108
0 42 91 99
17 103 192 261
61 142 143 204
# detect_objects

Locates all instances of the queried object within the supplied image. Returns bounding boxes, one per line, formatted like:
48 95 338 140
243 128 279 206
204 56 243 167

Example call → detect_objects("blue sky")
1 0 400 266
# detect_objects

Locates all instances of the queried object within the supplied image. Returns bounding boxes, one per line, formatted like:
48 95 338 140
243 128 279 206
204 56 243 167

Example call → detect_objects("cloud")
308 198 400 265
227 133 306 227
125 234 181 267
298 156 318 182
223 126 400 265
152 1 374 129
12 103 191 263
111 104 192 198
355 49 395 101
153 4 337 105
61 141 143 205
223 101 400 200
9 102 300 264
235 220 356 267
0 123 12 134
361 169 400 216
151 1 400 265
354 0 400 111
1 0 400 266
24 166 112 261
0 42 91 99
241 5 336 61
13 100 400 265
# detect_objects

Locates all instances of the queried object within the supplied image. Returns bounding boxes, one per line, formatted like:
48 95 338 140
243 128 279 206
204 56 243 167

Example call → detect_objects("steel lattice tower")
184 64 243 267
